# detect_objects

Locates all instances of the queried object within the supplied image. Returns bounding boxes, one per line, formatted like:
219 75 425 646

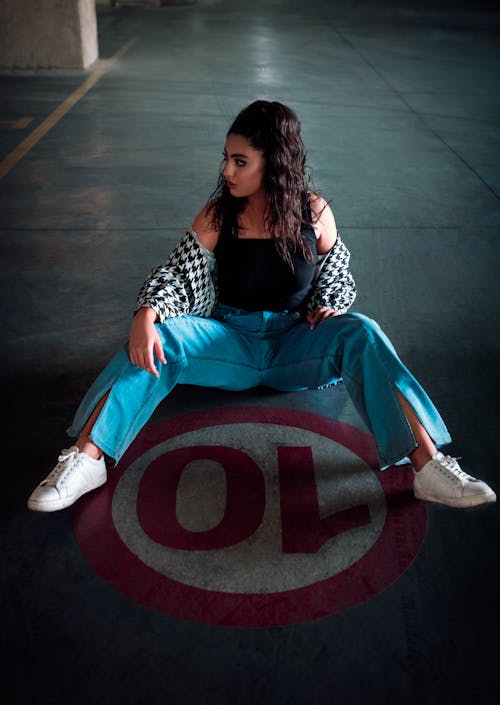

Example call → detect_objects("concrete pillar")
0 0 99 69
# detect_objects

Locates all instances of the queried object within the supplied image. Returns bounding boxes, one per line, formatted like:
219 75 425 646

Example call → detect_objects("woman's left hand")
307 306 340 329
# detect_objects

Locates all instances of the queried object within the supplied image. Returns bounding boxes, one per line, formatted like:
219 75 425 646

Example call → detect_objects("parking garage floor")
1 2 499 704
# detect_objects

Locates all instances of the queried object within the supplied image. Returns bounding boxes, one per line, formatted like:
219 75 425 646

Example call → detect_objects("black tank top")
214 227 317 312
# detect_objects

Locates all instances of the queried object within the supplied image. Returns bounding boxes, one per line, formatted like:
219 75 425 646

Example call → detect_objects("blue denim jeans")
67 306 451 468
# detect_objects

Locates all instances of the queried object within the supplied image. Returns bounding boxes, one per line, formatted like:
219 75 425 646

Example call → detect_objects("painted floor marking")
0 118 34 129
0 38 137 180
74 406 427 627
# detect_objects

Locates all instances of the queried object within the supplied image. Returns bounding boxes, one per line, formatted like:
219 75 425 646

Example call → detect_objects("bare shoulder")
192 201 220 251
309 193 338 254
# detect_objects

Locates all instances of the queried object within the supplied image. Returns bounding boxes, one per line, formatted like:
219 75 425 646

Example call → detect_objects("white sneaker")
414 452 496 508
28 446 107 512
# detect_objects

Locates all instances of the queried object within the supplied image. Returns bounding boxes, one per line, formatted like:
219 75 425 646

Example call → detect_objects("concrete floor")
1 1 499 703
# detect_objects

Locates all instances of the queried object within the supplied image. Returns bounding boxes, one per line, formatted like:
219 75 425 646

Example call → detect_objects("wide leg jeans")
67 306 451 468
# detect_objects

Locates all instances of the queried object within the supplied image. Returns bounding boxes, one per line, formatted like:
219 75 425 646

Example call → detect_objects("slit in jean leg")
380 386 420 469
347 361 415 468
94 359 189 463
66 379 117 439
390 387 444 472
87 381 160 465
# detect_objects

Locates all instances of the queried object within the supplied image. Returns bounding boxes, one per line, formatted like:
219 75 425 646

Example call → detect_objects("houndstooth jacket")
135 230 356 321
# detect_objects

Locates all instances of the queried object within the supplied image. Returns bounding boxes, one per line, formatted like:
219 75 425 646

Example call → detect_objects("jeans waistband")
212 304 303 335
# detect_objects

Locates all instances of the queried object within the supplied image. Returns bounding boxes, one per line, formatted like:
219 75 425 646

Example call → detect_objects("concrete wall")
0 0 99 69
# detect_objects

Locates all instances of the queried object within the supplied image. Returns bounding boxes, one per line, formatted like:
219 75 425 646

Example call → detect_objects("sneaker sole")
27 473 107 512
414 487 496 508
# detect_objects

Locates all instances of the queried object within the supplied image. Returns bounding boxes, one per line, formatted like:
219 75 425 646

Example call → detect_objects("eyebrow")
223 149 249 159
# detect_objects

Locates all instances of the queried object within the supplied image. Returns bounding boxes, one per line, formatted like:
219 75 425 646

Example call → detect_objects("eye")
235 159 247 167
221 152 228 162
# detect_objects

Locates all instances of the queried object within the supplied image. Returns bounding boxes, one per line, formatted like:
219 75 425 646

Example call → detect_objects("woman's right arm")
129 306 165 377
129 204 220 376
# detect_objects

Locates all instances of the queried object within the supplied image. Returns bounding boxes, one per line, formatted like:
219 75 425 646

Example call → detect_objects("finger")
309 308 340 328
136 349 158 377
154 337 167 365
307 310 320 329
144 348 159 377
315 310 336 325
310 308 329 329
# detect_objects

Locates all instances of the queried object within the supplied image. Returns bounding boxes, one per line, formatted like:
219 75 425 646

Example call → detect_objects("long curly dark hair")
207 100 316 267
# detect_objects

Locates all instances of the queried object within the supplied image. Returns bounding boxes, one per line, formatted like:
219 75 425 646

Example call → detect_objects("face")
222 133 265 199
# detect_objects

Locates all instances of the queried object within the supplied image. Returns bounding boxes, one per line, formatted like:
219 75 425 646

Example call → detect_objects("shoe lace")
44 447 82 487
434 453 472 486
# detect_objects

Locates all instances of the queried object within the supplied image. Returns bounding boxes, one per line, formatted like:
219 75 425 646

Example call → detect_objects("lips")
226 180 237 189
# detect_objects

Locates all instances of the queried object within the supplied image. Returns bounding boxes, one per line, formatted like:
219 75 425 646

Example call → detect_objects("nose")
222 161 234 179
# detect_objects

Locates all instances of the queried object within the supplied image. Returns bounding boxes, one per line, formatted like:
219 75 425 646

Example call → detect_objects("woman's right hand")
128 307 166 377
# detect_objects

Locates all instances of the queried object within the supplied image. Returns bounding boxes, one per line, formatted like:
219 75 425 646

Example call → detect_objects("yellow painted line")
0 37 137 180
0 117 34 129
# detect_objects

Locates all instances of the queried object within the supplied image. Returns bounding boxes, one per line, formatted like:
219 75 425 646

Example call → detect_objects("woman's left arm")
307 195 356 328
311 194 338 255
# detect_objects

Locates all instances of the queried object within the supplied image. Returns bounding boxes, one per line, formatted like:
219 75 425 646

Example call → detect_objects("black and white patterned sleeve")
135 231 216 322
307 234 356 314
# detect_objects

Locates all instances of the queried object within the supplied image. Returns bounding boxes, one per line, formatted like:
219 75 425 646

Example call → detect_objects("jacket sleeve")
135 230 216 322
307 234 356 314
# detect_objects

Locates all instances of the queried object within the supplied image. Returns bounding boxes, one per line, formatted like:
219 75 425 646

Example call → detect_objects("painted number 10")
137 446 371 554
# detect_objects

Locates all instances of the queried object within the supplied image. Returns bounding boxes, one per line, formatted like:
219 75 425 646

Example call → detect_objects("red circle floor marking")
73 406 427 627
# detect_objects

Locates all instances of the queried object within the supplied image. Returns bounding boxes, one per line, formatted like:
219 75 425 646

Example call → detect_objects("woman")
28 100 495 512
